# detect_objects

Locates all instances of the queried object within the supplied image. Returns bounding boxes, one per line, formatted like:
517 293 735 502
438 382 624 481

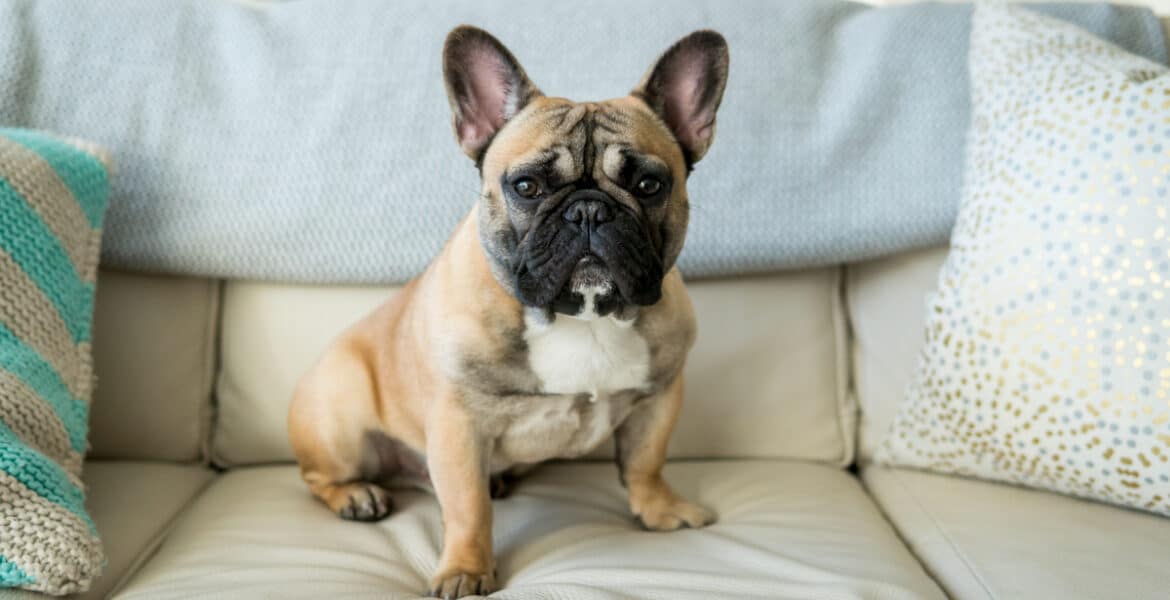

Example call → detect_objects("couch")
5 7 1169 600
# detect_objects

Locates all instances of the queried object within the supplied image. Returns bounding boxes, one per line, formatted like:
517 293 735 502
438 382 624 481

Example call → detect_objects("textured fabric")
848 21 1170 465
0 1 1165 284
863 466 1170 600
211 270 851 466
113 462 945 599
89 272 219 462
879 5 1170 516
0 129 109 594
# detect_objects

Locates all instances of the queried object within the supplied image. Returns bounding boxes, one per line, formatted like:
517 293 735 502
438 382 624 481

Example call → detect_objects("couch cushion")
211 280 389 466
212 269 853 466
89 271 218 462
113 461 941 599
863 466 1170 599
80 462 215 599
846 246 948 462
0 462 214 600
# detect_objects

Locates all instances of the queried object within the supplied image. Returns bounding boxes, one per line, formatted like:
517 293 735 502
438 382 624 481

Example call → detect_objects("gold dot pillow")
879 4 1170 516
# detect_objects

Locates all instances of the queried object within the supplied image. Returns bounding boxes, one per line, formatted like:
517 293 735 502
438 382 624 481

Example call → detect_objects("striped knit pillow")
0 129 110 595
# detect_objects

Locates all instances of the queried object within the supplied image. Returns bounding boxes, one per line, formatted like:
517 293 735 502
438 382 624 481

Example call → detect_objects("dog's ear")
633 30 729 164
443 26 542 160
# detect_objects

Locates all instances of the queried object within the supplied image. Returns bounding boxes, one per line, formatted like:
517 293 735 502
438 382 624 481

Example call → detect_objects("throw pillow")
879 4 1170 516
0 128 110 594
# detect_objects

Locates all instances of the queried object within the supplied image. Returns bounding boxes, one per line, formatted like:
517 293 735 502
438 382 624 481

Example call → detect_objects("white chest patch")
494 291 651 467
523 309 651 398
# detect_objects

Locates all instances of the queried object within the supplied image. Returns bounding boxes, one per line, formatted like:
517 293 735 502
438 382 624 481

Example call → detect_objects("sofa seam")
100 468 218 599
841 262 863 466
830 264 857 468
885 468 997 600
195 279 222 467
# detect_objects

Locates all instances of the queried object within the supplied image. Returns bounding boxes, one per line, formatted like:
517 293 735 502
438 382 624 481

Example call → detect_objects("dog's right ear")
443 26 542 161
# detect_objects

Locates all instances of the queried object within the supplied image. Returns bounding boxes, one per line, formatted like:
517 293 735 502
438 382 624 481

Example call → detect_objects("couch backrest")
86 267 856 468
209 270 854 467
88 270 218 462
845 246 948 462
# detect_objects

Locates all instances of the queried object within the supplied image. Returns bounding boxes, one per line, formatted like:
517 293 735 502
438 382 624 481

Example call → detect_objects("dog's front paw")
327 482 394 522
429 568 496 599
631 492 715 531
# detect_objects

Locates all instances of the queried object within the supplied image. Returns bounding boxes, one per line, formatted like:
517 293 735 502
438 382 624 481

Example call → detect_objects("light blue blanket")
0 0 1164 283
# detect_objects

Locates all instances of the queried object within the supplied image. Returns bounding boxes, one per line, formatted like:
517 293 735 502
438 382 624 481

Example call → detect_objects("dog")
288 25 728 599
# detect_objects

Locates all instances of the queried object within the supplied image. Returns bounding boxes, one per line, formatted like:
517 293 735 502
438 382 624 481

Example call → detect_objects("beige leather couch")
7 242 1158 600
7 10 1169 600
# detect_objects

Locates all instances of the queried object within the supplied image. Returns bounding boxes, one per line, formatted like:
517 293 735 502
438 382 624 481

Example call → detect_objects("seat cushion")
212 270 853 467
863 466 1170 600
0 462 214 600
79 462 215 599
114 461 942 599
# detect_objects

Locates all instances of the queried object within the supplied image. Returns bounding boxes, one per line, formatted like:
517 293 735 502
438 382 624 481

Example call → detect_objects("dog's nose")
563 191 614 227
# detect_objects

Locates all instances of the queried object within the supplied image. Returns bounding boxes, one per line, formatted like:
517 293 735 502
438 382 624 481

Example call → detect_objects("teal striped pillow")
0 129 110 595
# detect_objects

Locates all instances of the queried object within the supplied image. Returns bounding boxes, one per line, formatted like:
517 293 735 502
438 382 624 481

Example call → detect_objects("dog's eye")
636 177 663 196
513 178 541 199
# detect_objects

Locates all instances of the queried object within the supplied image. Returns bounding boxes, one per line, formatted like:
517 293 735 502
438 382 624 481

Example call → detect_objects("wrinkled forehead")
481 96 686 183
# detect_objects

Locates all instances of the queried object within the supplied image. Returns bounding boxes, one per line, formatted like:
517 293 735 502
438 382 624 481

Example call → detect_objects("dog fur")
289 26 728 599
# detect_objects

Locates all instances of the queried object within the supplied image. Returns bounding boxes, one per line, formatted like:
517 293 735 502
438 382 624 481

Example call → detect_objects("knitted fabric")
0 1 1165 283
0 129 109 595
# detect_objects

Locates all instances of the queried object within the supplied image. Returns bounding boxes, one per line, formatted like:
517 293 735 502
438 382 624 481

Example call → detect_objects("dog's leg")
289 350 396 522
614 374 715 530
427 392 496 599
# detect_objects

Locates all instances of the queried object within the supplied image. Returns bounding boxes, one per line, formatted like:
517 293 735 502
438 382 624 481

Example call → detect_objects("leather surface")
89 270 219 461
863 466 1170 600
81 462 215 599
0 463 215 598
211 280 392 466
845 246 947 462
0 462 217 600
212 270 853 467
115 461 944 599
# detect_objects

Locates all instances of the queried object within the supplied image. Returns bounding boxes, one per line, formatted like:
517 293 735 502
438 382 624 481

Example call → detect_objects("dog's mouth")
548 257 624 318
513 197 664 314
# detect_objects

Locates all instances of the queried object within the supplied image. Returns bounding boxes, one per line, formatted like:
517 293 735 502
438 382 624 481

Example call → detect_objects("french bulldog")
289 25 728 599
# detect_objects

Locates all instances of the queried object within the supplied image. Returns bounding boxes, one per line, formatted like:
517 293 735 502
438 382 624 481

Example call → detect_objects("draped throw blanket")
0 128 109 595
0 0 1164 283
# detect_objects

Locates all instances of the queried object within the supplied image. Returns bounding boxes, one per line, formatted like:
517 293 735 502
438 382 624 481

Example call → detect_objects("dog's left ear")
633 31 729 164
443 26 543 160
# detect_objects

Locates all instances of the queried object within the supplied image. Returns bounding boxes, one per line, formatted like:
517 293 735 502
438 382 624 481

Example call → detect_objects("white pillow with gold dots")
878 3 1170 516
